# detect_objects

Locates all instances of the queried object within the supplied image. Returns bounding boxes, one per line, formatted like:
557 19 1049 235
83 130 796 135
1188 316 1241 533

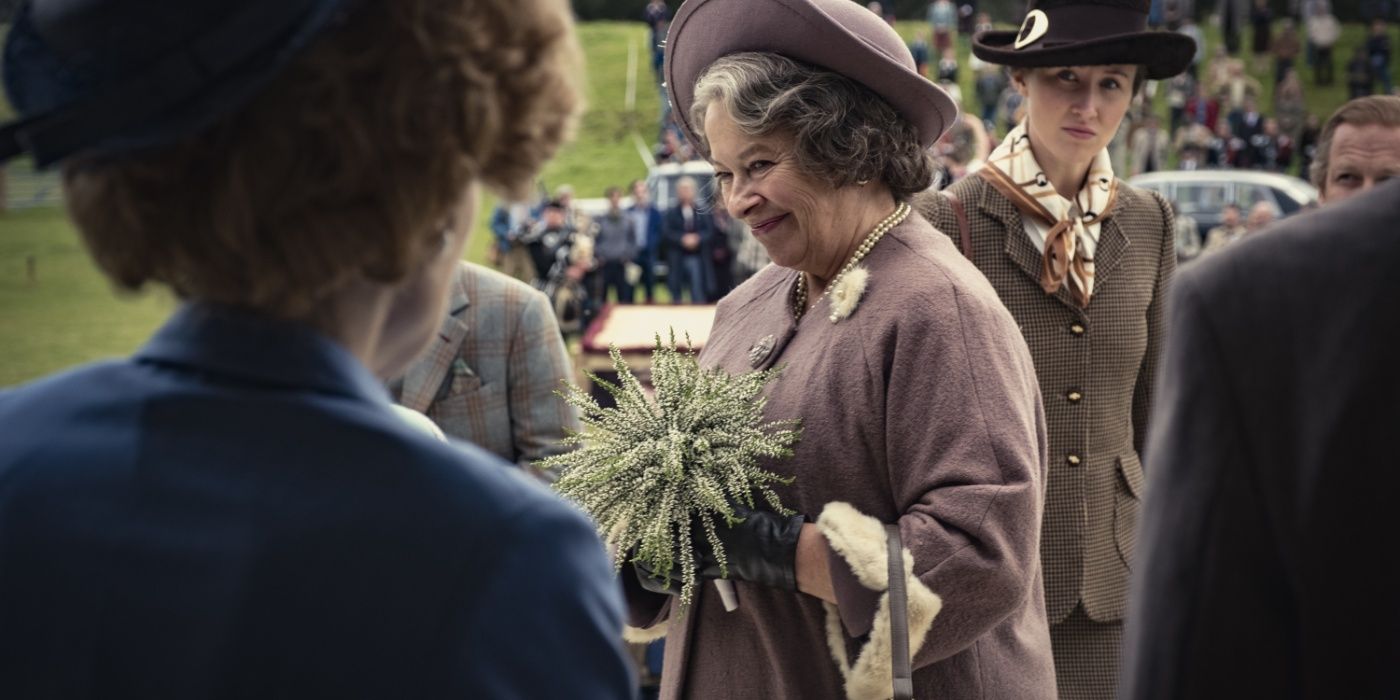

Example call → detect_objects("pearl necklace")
792 202 911 321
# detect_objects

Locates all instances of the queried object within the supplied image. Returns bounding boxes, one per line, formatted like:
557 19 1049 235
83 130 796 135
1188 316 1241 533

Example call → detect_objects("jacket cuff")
817 502 943 700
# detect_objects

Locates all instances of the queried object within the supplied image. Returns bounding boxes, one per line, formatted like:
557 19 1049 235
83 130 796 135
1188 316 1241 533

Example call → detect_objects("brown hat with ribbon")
664 0 959 155
972 0 1195 79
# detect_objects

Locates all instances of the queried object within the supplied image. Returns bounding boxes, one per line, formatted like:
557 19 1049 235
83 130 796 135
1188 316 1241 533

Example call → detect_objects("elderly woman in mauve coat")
915 0 1192 697
622 0 1057 698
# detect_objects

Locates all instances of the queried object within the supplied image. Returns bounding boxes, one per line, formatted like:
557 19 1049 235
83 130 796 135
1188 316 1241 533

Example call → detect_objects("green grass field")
0 19 1388 386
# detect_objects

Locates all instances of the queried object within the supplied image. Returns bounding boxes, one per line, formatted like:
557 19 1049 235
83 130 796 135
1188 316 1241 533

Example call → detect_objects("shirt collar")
135 303 391 405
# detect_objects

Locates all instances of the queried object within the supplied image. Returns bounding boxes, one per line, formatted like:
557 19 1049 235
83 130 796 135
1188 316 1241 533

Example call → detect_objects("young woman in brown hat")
624 0 1059 697
915 1 1194 697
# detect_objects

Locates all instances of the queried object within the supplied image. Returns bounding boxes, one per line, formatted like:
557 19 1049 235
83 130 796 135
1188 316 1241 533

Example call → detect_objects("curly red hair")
63 0 582 318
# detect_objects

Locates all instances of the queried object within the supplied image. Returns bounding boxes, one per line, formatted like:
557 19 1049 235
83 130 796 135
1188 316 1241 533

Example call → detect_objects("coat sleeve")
820 279 1047 673
508 289 581 470
457 503 638 699
892 284 1047 667
1134 191 1178 461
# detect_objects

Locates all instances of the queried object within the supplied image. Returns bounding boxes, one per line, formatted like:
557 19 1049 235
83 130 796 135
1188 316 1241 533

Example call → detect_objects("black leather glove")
632 556 684 596
631 504 805 593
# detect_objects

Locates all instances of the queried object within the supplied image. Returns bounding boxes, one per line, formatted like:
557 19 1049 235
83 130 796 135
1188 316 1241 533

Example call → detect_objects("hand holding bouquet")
538 333 802 610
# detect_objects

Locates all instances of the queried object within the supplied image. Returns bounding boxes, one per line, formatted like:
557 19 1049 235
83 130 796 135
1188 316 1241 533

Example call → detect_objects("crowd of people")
487 177 771 328
919 8 1398 183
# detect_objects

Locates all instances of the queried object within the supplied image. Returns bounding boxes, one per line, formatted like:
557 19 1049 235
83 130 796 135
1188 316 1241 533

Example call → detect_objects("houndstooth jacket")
915 174 1175 625
394 262 578 472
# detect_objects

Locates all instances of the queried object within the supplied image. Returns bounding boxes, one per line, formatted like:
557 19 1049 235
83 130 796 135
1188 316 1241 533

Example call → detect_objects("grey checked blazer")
915 175 1175 626
395 262 578 470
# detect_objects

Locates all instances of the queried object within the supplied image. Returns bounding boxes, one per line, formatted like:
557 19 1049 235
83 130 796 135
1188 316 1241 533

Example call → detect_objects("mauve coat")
624 213 1057 699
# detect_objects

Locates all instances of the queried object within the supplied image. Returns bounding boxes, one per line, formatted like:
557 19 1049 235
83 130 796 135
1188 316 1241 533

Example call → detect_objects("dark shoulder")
336 404 584 534
0 361 126 432
0 360 584 548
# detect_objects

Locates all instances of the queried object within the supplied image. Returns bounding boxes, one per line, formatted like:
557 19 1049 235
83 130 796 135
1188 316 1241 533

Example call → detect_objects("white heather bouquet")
538 333 802 609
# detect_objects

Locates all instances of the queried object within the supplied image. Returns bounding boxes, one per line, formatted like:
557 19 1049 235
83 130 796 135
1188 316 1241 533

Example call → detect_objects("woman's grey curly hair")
689 52 936 200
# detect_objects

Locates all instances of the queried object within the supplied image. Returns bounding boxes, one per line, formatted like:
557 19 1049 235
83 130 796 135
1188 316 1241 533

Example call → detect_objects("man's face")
1221 206 1241 227
544 207 565 228
632 182 650 206
1246 203 1275 231
1321 122 1400 205
677 181 695 206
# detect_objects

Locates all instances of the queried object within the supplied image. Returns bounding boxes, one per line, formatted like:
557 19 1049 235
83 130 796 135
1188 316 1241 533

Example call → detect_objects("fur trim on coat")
623 620 669 644
818 501 943 700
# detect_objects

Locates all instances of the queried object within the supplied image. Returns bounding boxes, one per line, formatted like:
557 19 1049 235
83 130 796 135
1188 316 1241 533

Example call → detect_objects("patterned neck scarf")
979 121 1118 307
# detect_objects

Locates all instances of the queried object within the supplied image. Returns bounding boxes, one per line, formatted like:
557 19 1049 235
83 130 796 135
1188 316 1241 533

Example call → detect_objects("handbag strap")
885 524 913 700
941 190 972 261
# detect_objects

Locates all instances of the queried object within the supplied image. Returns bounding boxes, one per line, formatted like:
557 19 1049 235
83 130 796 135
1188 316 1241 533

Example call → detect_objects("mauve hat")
664 0 958 155
972 0 1195 79
0 0 359 168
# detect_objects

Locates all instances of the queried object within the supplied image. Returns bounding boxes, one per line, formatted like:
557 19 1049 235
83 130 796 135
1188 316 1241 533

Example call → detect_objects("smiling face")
1320 122 1400 204
704 103 867 274
1015 65 1137 170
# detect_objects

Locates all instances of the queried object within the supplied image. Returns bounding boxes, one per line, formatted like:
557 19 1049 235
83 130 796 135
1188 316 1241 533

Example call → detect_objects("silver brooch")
748 335 775 368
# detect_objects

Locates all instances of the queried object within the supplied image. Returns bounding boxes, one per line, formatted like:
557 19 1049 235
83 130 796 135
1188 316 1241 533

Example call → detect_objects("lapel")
1092 189 1132 291
982 175 1132 311
982 178 1078 310
398 269 472 412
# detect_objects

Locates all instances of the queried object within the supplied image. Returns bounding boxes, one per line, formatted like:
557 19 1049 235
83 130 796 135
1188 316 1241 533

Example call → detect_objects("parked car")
574 160 716 220
1128 170 1319 239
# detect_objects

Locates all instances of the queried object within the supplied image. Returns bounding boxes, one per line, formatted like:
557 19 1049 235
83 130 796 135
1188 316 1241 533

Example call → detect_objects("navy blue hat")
0 0 359 168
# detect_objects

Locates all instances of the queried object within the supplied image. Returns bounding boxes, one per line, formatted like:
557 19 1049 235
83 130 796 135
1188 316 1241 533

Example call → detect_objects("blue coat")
0 304 635 699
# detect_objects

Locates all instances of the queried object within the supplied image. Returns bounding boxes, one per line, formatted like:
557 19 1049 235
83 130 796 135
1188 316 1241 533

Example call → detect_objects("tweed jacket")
915 174 1175 625
395 263 578 470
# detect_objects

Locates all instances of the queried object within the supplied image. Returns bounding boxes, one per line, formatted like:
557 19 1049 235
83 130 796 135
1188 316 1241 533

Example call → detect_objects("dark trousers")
666 252 707 304
633 249 656 302
1374 56 1394 94
596 260 633 305
1169 107 1186 139
1315 47 1334 85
